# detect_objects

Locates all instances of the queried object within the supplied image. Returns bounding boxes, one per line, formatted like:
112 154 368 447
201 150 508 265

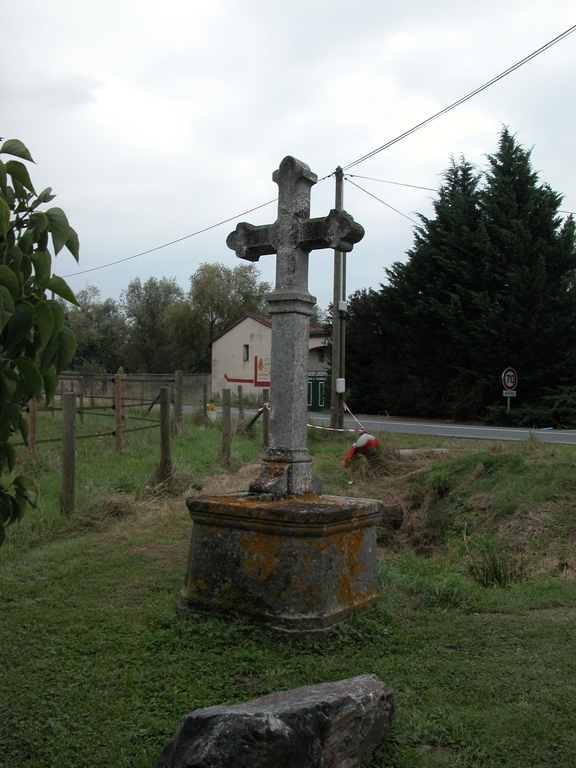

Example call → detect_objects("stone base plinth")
178 493 383 636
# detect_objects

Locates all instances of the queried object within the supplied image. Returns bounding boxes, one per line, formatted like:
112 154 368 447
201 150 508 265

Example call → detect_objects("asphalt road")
307 413 576 445
205 407 576 446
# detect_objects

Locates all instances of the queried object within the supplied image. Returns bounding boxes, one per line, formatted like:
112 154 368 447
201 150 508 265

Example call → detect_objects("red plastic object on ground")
344 433 379 467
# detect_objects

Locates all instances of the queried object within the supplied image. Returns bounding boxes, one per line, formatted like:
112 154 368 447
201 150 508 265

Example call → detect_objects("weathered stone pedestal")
178 492 382 636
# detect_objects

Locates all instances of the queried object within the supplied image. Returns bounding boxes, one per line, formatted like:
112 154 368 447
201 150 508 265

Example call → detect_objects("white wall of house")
308 342 328 372
211 316 329 400
211 316 272 399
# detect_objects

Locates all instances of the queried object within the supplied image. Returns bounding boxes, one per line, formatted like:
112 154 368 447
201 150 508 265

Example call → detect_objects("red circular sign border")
502 367 518 391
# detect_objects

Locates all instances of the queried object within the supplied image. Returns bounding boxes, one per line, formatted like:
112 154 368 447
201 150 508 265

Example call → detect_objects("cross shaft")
227 156 364 497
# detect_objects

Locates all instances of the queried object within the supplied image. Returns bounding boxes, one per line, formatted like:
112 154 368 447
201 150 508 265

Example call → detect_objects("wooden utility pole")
330 166 346 431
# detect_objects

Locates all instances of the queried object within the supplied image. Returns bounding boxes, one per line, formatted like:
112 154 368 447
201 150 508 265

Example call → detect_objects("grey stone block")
156 674 395 768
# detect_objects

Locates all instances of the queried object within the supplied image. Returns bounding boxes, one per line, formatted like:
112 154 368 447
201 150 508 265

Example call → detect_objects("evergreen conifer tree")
361 128 576 420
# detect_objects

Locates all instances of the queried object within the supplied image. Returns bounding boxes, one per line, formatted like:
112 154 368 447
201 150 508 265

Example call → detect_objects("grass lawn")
1 414 575 767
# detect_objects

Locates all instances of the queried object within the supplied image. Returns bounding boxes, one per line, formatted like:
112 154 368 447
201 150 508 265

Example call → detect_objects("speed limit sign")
502 367 518 391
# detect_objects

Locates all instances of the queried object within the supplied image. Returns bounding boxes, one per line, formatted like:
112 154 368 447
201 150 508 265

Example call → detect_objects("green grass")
1 418 576 766
1 409 262 557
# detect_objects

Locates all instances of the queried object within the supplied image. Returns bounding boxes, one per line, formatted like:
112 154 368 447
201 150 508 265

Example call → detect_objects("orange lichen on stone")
239 533 280 581
305 594 318 604
292 572 305 590
188 578 207 591
337 530 367 605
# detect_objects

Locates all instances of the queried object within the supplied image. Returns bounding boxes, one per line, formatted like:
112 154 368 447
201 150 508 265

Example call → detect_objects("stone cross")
227 156 364 497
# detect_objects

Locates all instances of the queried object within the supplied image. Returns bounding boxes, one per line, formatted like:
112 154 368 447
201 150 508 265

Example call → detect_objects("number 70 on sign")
502 367 518 391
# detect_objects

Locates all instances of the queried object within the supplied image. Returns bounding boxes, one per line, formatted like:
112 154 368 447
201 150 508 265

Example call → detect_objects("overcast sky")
2 1 575 310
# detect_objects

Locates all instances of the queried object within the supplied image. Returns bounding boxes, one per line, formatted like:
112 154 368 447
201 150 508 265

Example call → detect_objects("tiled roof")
212 314 330 343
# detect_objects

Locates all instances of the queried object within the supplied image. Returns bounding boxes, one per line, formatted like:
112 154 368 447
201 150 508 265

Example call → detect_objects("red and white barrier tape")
306 423 364 433
343 402 367 432
305 403 367 434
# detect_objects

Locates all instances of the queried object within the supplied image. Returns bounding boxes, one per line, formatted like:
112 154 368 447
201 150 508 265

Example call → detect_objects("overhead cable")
342 24 576 172
345 178 419 224
347 174 437 192
63 198 278 277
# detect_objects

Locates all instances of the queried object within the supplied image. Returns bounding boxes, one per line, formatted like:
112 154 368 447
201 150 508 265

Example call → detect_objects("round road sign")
502 367 518 391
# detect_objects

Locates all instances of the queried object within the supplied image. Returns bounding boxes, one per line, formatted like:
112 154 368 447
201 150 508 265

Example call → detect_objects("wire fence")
18 374 199 515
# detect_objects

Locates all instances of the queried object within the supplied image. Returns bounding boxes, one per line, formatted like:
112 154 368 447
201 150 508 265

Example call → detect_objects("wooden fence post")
89 376 95 407
237 385 244 427
174 369 183 429
122 377 127 425
60 392 76 515
221 388 231 467
262 388 270 448
53 379 62 418
115 373 123 451
159 386 172 481
79 377 85 424
203 378 208 427
28 397 37 459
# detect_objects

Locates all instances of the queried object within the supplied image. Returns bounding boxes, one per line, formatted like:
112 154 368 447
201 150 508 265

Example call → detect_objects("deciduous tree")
167 263 271 372
120 276 184 372
64 285 126 373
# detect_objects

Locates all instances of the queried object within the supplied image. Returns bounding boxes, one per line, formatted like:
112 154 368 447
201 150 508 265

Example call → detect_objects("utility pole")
330 167 346 431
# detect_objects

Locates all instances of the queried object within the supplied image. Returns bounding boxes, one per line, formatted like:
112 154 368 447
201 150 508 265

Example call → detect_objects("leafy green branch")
0 138 79 544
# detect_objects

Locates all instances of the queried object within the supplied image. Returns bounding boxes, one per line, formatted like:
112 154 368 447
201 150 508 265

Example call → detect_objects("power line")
342 24 576 172
63 198 278 278
347 174 437 192
63 24 576 279
345 178 419 224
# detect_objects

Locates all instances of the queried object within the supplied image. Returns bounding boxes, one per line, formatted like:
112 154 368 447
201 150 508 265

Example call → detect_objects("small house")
211 314 330 409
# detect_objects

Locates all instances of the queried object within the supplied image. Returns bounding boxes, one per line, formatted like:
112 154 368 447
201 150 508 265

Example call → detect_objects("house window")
243 344 250 362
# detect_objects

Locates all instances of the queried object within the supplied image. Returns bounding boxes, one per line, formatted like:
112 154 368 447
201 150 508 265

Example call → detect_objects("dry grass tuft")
66 493 142 533
194 462 261 497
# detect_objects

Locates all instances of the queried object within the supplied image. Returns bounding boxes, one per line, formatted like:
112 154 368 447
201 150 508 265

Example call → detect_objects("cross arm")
226 222 276 263
300 209 365 253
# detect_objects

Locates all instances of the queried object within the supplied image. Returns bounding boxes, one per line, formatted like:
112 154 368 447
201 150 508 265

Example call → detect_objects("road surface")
201 407 576 446
308 413 576 445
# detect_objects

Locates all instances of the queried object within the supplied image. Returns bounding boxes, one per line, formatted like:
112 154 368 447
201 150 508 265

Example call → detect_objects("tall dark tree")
350 128 576 420
480 129 576 402
345 289 386 413
377 156 488 416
